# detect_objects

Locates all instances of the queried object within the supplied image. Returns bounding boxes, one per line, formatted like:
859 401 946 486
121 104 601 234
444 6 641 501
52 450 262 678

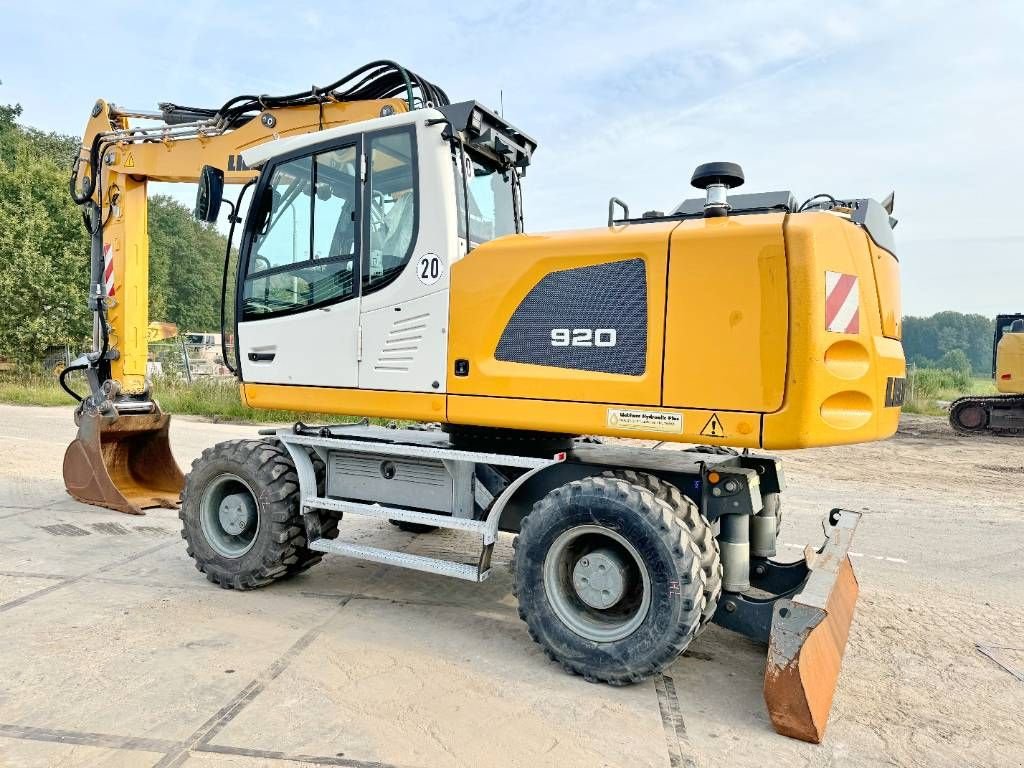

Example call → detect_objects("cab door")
356 122 454 394
237 139 362 387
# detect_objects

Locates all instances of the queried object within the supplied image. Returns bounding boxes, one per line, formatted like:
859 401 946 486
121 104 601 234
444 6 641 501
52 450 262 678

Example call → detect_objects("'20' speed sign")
416 253 443 285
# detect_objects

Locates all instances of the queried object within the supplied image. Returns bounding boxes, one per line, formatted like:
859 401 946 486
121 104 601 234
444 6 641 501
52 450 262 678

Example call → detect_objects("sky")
1 0 1021 317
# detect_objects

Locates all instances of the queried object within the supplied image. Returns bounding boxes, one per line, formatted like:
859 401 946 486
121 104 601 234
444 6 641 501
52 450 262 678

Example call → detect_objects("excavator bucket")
62 408 184 515
762 510 861 743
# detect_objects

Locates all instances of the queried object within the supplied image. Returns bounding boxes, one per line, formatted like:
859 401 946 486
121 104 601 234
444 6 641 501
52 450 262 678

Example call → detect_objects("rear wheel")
601 469 722 629
180 439 326 589
513 476 706 685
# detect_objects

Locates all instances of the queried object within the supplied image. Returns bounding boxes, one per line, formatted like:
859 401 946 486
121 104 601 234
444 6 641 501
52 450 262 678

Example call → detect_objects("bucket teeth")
62 409 184 515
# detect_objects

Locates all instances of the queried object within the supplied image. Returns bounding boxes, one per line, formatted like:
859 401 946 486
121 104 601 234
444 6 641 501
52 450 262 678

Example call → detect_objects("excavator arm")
63 62 441 514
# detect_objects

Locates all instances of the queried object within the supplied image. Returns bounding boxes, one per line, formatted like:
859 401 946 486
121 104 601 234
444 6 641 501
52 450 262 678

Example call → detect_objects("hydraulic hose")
59 363 88 402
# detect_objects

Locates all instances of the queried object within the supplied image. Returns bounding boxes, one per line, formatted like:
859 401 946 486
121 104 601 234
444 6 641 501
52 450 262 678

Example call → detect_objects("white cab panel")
238 300 360 387
359 289 448 392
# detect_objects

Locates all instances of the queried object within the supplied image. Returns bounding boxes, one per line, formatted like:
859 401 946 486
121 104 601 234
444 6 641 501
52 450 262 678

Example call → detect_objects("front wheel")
512 476 707 685
180 439 325 589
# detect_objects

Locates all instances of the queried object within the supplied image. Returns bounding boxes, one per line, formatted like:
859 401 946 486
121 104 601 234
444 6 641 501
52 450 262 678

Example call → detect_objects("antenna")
499 89 504 117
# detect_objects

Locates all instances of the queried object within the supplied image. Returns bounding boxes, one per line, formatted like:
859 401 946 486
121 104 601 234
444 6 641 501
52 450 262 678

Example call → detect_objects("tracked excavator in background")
949 313 1024 436
59 61 905 743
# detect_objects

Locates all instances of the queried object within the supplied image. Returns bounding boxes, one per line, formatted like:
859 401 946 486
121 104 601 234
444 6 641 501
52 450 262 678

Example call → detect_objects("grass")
902 371 996 416
0 371 392 426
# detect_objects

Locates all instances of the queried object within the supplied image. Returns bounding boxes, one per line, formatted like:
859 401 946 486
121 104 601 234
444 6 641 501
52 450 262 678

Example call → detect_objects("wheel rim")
543 525 651 642
200 473 260 558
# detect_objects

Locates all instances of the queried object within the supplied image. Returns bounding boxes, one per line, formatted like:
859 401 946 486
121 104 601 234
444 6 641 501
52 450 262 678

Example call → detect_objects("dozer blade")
763 510 861 743
62 408 184 515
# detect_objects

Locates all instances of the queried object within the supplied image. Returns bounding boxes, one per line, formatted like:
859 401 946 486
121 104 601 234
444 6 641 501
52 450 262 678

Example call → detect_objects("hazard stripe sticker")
103 243 115 298
825 271 858 333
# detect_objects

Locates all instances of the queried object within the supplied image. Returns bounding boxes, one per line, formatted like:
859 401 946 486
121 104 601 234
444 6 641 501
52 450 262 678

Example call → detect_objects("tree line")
902 312 995 376
0 98 228 364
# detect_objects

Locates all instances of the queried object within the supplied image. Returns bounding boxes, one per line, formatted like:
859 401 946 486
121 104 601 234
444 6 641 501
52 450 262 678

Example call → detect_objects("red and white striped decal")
103 243 115 298
825 271 859 334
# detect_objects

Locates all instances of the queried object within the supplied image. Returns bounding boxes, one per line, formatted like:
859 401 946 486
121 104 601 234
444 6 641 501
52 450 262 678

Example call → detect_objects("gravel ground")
0 404 1021 768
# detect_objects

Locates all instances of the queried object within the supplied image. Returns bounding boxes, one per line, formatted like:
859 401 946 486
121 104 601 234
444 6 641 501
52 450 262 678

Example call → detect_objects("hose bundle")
158 60 449 128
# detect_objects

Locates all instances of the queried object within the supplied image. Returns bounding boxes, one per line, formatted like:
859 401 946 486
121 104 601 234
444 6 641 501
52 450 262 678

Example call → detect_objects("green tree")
0 103 229 365
148 194 226 332
902 311 994 375
0 103 91 362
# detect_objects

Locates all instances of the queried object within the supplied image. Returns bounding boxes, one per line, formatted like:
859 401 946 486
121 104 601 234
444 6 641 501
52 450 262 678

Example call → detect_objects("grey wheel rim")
543 525 651 642
200 473 260 558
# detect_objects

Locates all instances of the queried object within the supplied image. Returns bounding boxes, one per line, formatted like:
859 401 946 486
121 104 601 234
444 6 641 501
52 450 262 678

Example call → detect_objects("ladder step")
308 539 488 582
304 496 489 536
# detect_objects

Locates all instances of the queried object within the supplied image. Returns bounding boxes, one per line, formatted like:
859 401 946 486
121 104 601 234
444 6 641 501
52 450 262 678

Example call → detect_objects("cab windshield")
453 152 518 246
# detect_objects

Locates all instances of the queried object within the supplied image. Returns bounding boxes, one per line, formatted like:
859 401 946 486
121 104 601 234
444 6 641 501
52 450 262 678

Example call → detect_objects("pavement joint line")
654 673 698 768
780 541 908 564
0 723 402 767
0 539 177 614
153 548 416 768
152 595 356 768
195 743 399 767
0 722 182 753
0 570 68 580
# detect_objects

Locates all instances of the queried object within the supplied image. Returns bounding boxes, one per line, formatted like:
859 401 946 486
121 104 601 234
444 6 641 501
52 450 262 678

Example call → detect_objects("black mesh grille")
495 259 647 375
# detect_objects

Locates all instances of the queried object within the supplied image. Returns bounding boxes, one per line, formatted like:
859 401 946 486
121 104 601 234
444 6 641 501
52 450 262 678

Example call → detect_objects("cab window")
242 144 359 319
453 152 516 247
365 130 417 291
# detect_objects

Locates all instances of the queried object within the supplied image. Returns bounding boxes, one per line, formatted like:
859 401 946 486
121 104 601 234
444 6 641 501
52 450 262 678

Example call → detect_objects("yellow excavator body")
996 328 1024 394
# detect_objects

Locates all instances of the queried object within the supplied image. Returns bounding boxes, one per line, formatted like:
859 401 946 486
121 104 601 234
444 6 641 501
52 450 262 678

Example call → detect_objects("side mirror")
195 165 225 223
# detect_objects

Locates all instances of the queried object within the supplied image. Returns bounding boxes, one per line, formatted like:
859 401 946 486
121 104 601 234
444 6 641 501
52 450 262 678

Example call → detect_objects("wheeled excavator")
59 61 905 743
949 313 1024 436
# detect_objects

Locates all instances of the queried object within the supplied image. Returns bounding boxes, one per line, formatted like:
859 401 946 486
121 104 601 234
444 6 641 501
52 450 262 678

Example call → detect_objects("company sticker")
607 408 683 434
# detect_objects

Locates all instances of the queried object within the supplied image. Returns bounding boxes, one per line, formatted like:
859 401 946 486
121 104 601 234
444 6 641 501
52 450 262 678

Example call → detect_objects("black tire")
389 519 439 534
601 469 722 630
512 476 706 685
180 439 326 589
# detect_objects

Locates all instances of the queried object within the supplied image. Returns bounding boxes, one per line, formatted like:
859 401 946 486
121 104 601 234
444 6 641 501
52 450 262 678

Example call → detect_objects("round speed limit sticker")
415 253 443 285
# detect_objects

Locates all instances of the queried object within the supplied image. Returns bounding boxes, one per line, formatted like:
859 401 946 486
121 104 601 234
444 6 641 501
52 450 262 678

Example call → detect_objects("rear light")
1001 373 1012 380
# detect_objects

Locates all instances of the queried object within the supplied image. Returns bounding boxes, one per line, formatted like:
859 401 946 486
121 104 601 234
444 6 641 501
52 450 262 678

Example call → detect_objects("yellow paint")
867 240 901 339
448 223 674 405
761 213 904 448
242 383 445 422
95 100 405 183
103 173 149 394
662 214 788 412
996 331 1024 394
447 395 763 448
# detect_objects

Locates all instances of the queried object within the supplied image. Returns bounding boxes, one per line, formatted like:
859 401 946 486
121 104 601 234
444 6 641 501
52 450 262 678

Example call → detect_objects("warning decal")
825 271 860 333
607 409 682 434
700 413 726 438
